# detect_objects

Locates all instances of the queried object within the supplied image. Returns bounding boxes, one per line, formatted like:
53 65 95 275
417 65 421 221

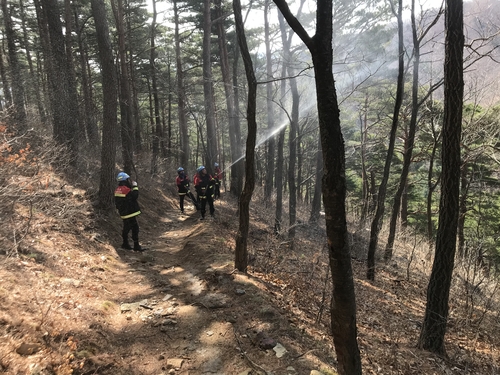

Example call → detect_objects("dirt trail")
0 180 335 375
103 179 338 375
95 196 330 375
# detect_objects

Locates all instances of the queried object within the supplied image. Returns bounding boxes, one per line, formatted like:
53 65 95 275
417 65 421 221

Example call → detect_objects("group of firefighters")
114 163 223 252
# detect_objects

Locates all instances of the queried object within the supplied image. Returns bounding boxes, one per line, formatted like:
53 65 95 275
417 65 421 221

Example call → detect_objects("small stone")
166 358 184 369
273 343 287 358
259 337 277 350
16 343 42 356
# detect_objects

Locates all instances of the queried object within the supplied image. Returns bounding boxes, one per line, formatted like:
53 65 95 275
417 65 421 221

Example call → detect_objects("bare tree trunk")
2 0 27 131
309 135 323 223
384 3 443 261
233 0 257 273
214 0 239 193
263 0 276 204
74 7 99 145
274 0 361 372
426 113 440 251
20 0 46 123
230 33 244 197
360 94 370 223
367 0 405 280
0 47 12 107
202 0 218 172
42 0 79 164
457 169 469 256
111 0 134 174
418 0 464 354
173 0 189 168
150 0 161 175
92 0 118 209
288 75 298 244
64 0 84 143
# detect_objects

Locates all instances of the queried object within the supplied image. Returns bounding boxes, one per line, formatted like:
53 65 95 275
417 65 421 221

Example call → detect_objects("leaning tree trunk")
385 1 443 261
366 0 405 280
274 0 362 372
233 0 257 273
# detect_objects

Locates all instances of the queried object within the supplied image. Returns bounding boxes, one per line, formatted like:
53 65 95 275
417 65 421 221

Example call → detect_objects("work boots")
134 242 145 252
121 240 132 250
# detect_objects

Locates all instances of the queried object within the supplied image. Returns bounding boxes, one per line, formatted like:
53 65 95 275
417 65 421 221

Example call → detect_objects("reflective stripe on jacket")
114 184 141 219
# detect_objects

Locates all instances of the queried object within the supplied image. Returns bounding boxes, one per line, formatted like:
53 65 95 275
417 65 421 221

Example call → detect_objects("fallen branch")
233 328 270 375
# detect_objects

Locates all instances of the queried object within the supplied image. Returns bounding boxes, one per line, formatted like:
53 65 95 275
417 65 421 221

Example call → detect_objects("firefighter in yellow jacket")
114 172 145 251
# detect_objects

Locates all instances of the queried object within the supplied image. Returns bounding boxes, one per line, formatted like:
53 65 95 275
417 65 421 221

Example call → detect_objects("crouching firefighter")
114 172 146 251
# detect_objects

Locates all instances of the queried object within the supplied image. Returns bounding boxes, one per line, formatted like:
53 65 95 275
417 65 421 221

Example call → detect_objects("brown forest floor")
1 167 500 375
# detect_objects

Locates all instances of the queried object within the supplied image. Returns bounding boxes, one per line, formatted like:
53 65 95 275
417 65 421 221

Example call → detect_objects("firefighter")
114 172 145 251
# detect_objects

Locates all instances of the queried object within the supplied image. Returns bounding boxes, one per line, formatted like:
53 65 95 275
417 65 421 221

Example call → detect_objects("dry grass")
1 129 500 374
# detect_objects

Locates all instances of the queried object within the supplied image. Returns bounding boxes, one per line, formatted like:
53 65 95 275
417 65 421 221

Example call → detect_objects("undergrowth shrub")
0 125 73 257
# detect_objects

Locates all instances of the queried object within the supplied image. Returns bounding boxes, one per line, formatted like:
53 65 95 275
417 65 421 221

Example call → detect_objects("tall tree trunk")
288 75 298 244
92 0 118 209
274 0 361 372
124 9 140 153
360 95 370 223
174 0 190 168
418 0 463 354
233 0 257 273
33 0 53 121
309 135 323 223
263 0 276 203
150 0 161 175
2 0 27 131
426 113 440 251
457 169 468 256
275 126 285 234
366 0 405 280
167 59 172 156
230 31 244 197
0 47 12 107
277 11 298 244
202 0 218 171
74 7 99 145
20 0 46 123
275 25 286 235
111 0 134 174
214 0 239 193
385 1 442 260
42 0 79 164
63 0 83 143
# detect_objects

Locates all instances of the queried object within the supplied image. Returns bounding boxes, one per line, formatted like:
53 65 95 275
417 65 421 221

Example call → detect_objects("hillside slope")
1 168 499 375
